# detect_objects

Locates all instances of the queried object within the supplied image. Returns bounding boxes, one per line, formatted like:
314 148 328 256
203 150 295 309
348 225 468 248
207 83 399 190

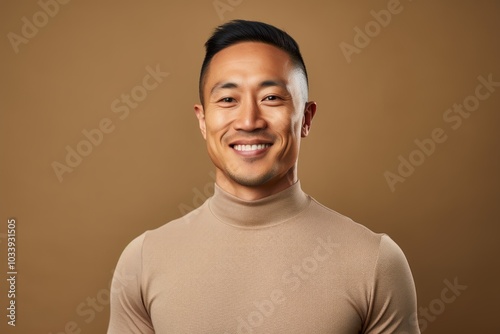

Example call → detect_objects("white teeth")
233 144 271 151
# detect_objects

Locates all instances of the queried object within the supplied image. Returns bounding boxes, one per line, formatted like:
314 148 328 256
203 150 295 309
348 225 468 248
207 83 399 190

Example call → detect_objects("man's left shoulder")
305 196 385 248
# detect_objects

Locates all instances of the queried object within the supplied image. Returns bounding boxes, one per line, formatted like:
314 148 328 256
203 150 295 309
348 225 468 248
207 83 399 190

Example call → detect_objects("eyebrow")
210 80 287 96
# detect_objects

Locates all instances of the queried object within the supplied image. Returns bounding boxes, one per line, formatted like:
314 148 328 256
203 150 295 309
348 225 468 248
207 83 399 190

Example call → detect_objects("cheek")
204 115 230 155
205 111 233 135
274 120 302 158
282 117 304 157
277 115 302 139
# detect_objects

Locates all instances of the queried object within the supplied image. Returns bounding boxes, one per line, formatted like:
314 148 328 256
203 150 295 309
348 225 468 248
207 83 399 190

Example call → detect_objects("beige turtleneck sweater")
108 182 420 333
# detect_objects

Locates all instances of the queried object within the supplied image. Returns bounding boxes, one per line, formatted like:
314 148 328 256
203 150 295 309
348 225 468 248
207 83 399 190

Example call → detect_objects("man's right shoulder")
128 199 210 252
117 200 209 266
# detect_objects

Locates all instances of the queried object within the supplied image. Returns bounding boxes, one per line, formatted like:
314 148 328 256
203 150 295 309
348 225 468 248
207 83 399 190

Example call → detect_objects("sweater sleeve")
107 233 154 334
363 235 420 334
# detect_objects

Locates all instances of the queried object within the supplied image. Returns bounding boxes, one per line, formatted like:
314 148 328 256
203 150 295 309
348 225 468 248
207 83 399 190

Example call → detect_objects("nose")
233 98 267 132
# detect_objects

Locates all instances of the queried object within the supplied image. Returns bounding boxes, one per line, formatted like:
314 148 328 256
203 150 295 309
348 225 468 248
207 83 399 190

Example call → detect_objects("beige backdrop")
1 0 499 333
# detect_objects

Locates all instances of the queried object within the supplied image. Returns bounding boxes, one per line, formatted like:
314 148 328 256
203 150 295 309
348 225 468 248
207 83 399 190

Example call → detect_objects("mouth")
231 143 272 152
229 138 274 156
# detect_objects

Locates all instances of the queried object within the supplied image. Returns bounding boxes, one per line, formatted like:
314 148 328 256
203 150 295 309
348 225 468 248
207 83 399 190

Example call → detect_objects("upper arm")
107 233 154 334
363 235 420 334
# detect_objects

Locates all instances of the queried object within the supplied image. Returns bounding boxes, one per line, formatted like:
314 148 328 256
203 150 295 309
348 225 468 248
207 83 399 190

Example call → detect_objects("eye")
219 97 235 103
263 95 279 101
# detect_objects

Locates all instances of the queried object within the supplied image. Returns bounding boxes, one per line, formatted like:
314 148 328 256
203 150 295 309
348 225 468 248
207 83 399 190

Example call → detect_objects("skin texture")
194 42 317 200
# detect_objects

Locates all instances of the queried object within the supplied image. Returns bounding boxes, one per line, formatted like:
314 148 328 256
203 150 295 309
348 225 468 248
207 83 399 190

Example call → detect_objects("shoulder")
122 201 215 263
144 200 208 239
109 234 155 333
115 232 146 269
363 235 418 332
307 196 383 248
304 196 411 275
113 202 210 287
373 234 413 279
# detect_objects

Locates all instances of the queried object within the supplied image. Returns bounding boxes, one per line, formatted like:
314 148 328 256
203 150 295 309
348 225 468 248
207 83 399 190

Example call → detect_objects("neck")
209 180 310 228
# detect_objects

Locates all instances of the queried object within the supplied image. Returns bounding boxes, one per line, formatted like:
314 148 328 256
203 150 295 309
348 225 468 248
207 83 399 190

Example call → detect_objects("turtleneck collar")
208 181 311 229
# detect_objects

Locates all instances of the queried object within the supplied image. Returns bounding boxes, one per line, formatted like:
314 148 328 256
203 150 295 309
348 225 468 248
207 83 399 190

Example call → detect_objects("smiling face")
194 42 316 200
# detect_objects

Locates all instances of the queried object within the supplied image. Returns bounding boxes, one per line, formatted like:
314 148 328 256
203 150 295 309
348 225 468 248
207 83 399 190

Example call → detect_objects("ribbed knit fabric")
108 182 420 333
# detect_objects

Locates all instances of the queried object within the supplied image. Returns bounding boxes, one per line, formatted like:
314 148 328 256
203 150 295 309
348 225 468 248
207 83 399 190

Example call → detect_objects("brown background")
1 0 499 333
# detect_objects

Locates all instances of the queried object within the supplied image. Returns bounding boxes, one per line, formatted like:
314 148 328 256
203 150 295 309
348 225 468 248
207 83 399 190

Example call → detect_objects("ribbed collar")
208 181 310 229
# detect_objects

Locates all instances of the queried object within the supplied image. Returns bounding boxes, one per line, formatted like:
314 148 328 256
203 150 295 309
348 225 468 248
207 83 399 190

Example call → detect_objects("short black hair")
199 19 308 105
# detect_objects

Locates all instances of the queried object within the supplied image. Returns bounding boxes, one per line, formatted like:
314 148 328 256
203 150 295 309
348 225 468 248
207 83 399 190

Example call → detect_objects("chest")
143 246 366 333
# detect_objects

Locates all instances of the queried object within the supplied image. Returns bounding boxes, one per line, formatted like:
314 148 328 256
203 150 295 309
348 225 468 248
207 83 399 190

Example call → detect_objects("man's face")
194 42 316 198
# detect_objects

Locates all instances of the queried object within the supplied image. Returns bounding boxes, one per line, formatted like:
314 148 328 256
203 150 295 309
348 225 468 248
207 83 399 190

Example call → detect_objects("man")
108 20 420 333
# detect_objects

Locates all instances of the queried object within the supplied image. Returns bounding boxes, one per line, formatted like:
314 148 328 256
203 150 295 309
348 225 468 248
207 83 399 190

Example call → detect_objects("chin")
227 170 276 187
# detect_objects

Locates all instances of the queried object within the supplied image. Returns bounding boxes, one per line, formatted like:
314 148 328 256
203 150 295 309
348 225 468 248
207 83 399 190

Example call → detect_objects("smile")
232 144 272 152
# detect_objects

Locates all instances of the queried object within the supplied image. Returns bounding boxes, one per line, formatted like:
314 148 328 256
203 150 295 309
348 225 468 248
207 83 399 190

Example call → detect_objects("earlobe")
194 104 207 139
301 101 317 137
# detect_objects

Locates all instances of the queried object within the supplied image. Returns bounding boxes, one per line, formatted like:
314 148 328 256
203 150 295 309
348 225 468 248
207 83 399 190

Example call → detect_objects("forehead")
205 42 295 86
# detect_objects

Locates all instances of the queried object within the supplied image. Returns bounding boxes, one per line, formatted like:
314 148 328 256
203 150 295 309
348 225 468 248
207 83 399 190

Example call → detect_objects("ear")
301 101 317 137
194 104 207 140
